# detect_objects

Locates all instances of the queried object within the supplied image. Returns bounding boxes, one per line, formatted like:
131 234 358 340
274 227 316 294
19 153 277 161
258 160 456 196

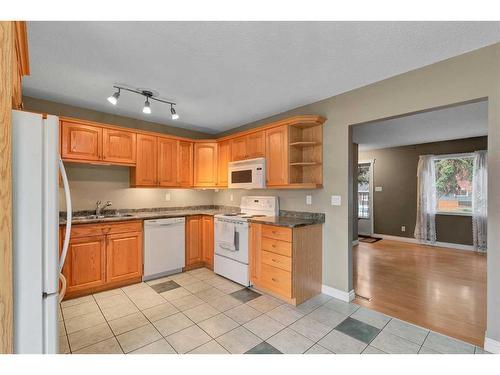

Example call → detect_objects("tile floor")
58 268 489 354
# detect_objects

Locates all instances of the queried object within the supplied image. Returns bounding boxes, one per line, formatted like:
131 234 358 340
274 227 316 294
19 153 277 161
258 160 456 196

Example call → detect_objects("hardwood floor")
353 239 486 347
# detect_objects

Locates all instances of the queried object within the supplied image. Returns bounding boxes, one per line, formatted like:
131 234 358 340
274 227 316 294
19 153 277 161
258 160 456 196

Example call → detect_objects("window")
434 154 474 215
358 163 370 219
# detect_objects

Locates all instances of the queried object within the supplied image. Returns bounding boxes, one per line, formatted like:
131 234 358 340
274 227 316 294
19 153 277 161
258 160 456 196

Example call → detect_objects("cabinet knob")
271 278 277 282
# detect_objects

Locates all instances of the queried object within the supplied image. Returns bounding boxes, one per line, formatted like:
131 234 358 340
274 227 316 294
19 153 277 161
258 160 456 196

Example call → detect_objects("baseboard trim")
322 285 355 302
484 337 500 354
352 240 359 246
372 233 475 251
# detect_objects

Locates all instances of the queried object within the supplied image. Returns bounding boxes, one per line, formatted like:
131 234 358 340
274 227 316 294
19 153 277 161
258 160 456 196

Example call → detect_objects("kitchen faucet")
95 200 112 217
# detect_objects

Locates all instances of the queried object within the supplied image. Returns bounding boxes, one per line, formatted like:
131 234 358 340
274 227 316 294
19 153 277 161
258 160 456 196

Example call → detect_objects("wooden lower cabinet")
249 223 322 305
61 221 143 299
185 215 214 270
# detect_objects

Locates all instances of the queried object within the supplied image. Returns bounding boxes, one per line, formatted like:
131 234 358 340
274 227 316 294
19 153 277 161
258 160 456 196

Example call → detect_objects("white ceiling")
353 100 488 151
24 22 500 134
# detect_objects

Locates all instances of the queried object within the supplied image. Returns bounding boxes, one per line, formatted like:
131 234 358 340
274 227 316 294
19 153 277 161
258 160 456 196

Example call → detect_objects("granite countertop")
248 216 324 228
59 206 325 227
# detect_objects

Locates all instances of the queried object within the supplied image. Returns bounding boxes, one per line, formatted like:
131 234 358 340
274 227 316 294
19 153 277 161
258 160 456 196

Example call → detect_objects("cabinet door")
158 137 178 187
194 142 218 187
106 232 143 284
185 216 202 267
201 216 214 269
131 134 158 186
217 140 231 187
230 136 247 161
246 131 265 159
265 126 289 186
102 128 136 165
61 121 102 161
62 235 106 293
249 223 263 285
177 141 193 187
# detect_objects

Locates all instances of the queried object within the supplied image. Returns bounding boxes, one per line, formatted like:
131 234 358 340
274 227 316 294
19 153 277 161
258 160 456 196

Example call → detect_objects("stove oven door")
214 219 249 264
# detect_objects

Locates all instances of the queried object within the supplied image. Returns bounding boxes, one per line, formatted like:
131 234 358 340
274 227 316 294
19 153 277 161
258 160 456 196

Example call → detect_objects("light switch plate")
164 192 171 201
230 194 234 202
401 225 406 232
306 195 312 205
331 195 341 206
375 186 383 192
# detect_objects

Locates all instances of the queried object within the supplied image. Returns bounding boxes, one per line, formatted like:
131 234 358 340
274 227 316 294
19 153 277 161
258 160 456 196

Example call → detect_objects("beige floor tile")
108 312 150 335
130 339 176 354
225 304 262 324
213 280 245 294
246 295 283 313
305 344 333 354
95 294 131 310
183 281 213 293
318 330 367 354
267 328 314 354
58 321 66 337
65 311 106 334
166 325 211 353
266 304 304 325
207 294 242 312
205 275 228 286
160 287 192 301
142 302 178 322
122 282 150 293
289 315 332 342
188 340 229 354
362 345 386 354
59 335 70 354
195 287 225 302
243 314 285 340
170 294 205 311
58 307 63 322
101 300 139 321
116 324 162 353
189 269 216 281
183 303 219 323
61 295 94 308
295 293 332 314
73 337 123 354
198 313 239 338
350 307 391 329
67 323 114 352
93 288 125 301
127 291 166 310
307 306 349 328
153 312 194 336
168 272 191 281
216 326 262 354
146 276 172 286
62 300 100 320
174 275 200 287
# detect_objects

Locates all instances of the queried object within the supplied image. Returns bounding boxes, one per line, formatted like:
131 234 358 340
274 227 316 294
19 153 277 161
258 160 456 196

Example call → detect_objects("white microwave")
228 157 266 189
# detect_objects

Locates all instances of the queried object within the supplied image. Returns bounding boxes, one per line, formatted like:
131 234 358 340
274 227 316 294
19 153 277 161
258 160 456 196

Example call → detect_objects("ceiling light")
107 89 120 105
171 105 179 120
143 98 151 114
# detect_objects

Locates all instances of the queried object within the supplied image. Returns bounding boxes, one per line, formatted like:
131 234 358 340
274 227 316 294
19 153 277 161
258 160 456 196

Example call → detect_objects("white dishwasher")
143 217 185 281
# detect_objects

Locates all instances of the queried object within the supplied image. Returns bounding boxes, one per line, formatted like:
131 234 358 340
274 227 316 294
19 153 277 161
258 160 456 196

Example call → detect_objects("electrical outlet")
306 195 312 205
331 195 341 206
164 192 171 201
375 186 383 192
230 193 234 202
401 225 406 232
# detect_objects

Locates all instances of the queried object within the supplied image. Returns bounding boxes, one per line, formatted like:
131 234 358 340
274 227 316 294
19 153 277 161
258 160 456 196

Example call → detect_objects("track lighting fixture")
107 88 120 105
107 85 178 120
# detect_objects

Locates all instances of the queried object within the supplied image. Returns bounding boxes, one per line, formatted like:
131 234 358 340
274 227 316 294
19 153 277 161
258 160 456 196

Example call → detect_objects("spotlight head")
143 98 151 114
107 90 120 105
171 106 179 120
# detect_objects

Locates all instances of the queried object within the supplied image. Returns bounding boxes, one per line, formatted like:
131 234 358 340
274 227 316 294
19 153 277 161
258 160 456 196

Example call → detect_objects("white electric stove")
214 196 279 286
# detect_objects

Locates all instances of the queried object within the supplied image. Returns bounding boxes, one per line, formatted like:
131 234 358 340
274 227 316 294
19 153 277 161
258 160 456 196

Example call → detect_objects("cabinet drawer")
262 250 291 272
67 221 143 238
260 263 292 297
262 237 292 257
262 225 292 242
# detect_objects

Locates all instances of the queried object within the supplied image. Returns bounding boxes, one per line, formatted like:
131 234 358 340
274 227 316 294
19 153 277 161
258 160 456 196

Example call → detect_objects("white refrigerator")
12 110 72 354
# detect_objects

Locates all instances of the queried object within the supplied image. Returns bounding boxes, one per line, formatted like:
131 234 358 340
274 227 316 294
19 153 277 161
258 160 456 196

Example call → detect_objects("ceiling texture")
353 100 488 151
24 21 500 134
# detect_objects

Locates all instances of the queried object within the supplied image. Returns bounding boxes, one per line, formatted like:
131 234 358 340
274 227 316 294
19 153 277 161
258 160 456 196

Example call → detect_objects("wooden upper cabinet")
131 134 158 187
185 216 202 267
230 136 247 161
217 140 231 187
158 137 178 187
102 128 136 165
265 125 289 186
178 141 194 187
62 235 106 294
106 231 143 284
61 121 102 162
194 142 218 187
246 131 265 159
201 216 214 270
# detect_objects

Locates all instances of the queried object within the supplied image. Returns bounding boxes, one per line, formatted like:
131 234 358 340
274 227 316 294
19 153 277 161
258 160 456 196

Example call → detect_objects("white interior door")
358 160 374 236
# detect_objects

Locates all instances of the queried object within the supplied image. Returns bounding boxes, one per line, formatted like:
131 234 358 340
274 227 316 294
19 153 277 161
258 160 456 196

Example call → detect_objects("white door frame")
358 159 375 236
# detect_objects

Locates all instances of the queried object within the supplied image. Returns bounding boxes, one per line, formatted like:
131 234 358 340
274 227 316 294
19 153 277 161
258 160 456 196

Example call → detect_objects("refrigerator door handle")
58 156 71 274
